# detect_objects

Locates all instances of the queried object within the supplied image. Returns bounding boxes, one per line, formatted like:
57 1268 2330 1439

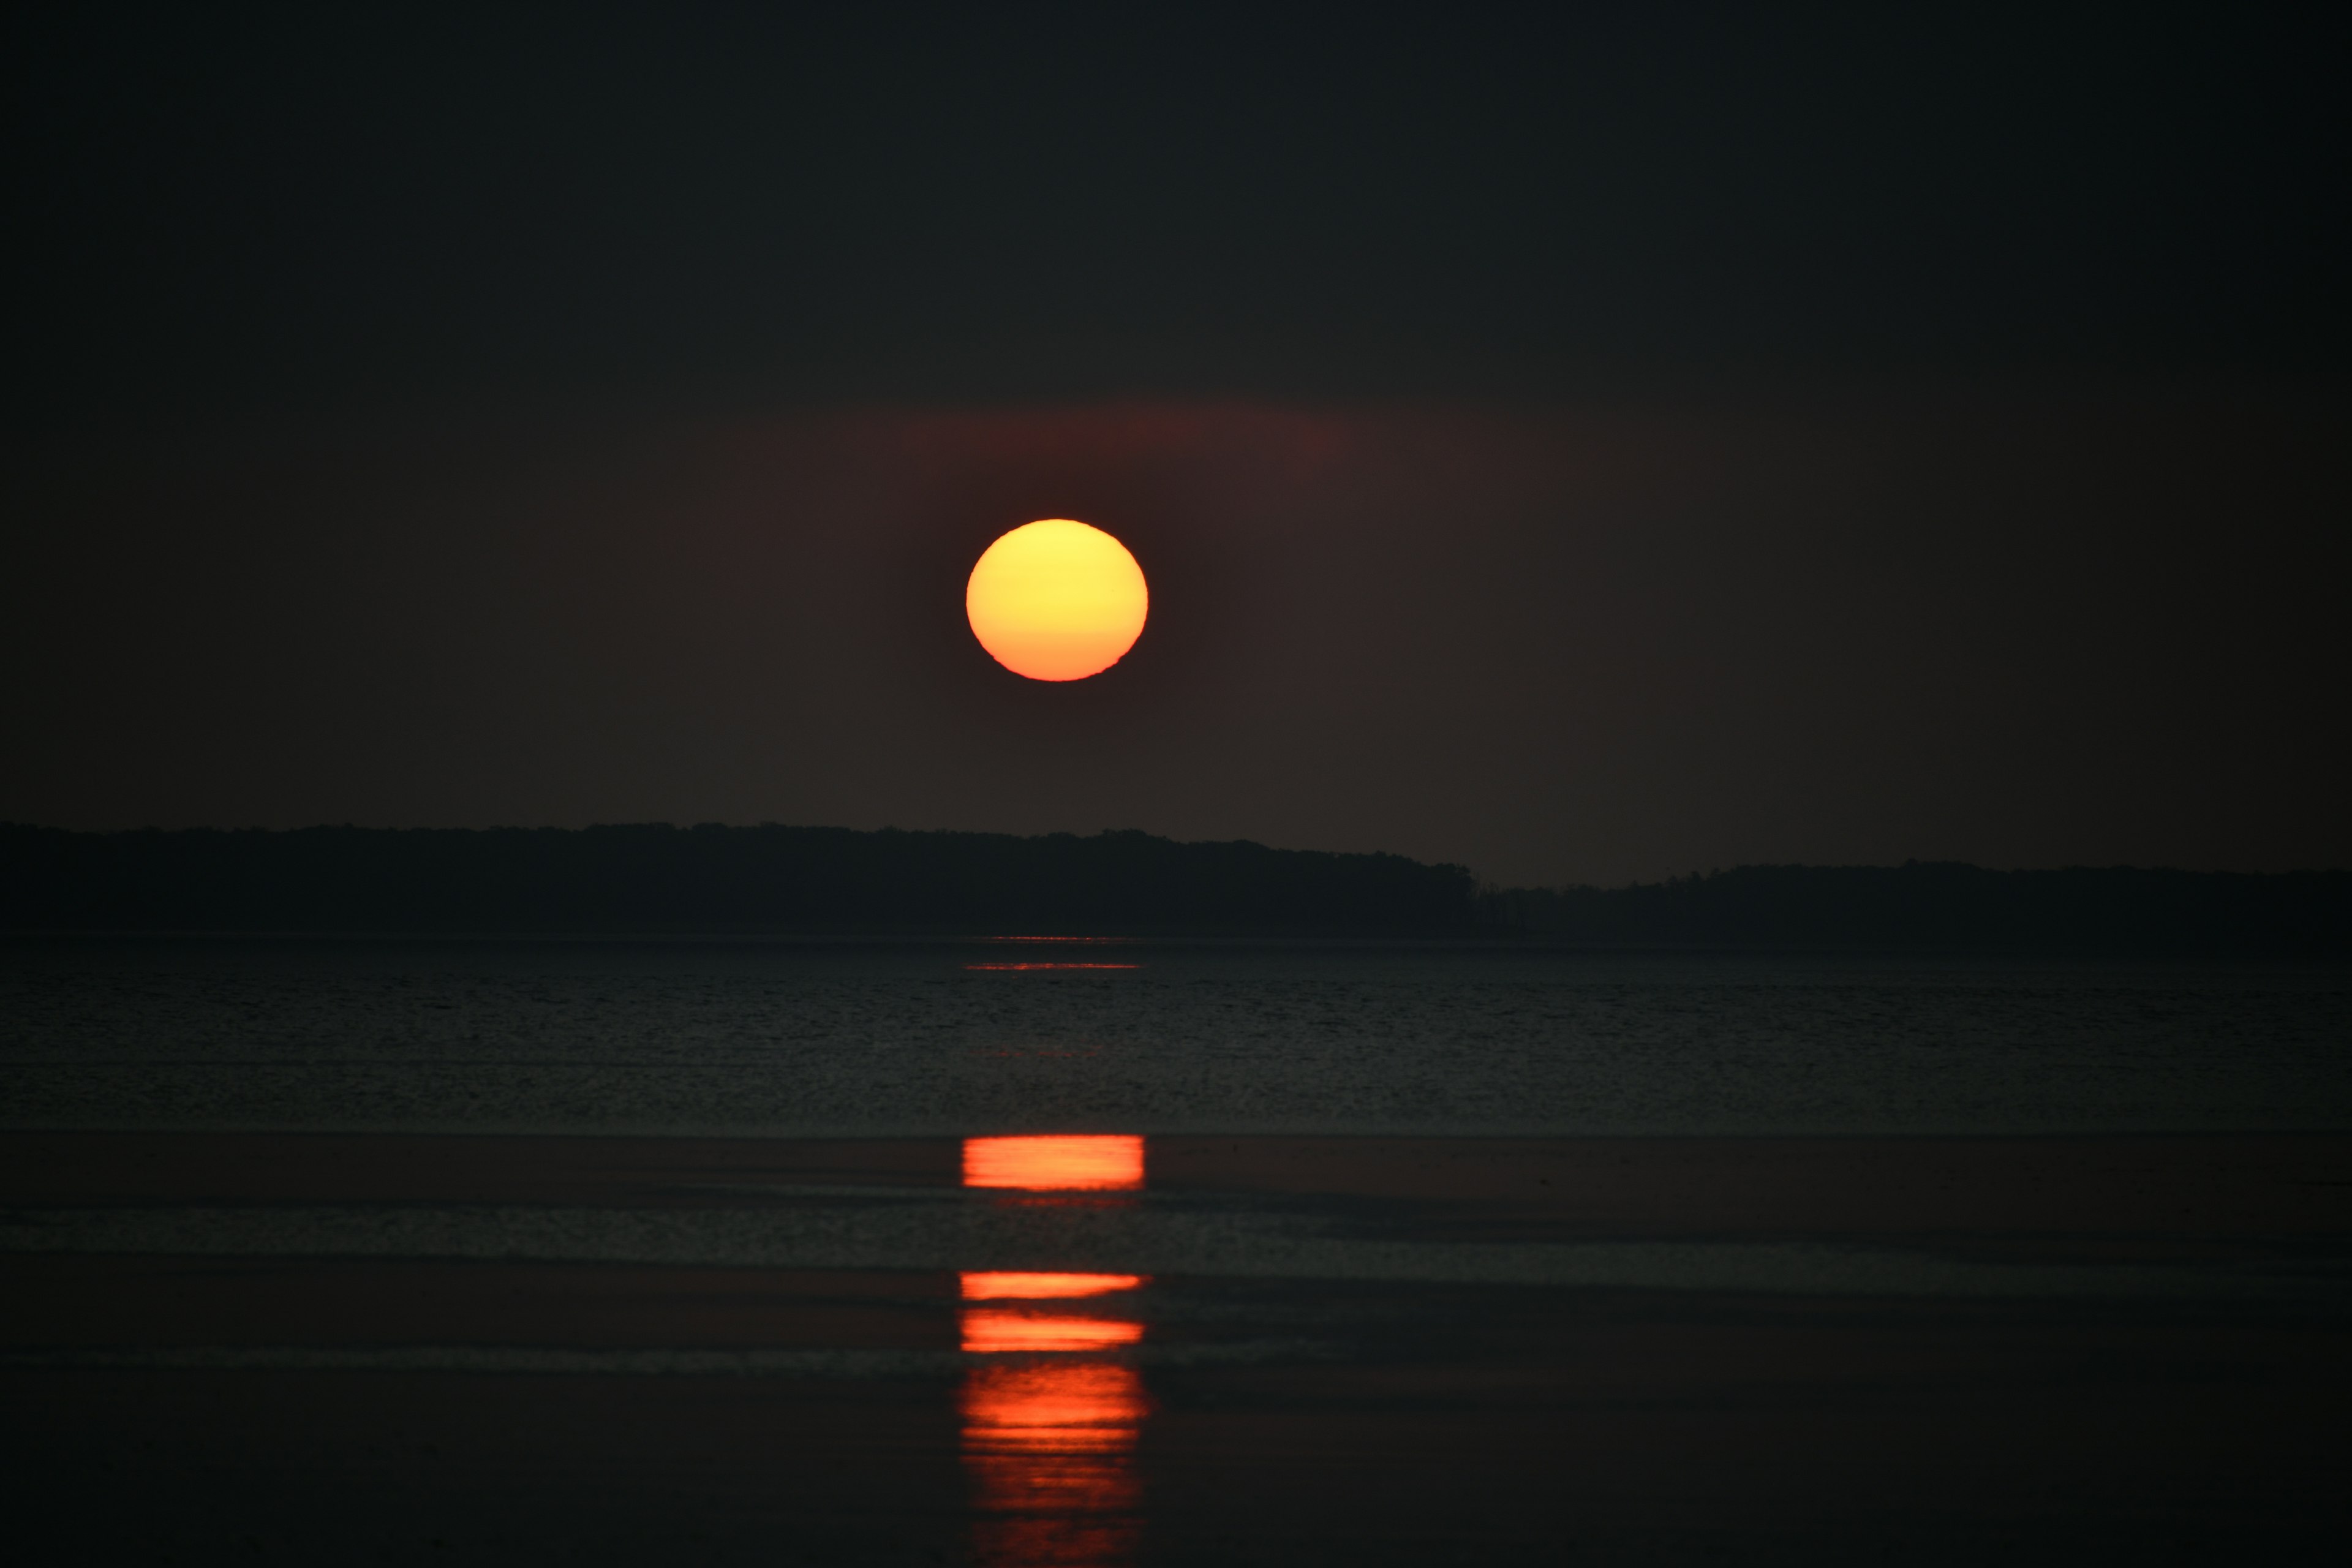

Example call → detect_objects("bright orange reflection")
958 1155 1150 1567
963 1273 1147 1301
964 1362 1148 1453
962 1311 1145 1355
963 1353 1147 1566
964 1136 1145 1192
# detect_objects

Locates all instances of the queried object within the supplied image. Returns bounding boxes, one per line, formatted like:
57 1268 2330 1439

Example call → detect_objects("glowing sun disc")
966 519 1148 682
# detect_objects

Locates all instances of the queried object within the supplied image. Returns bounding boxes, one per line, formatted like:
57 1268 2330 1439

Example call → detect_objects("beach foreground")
4 1129 2348 1564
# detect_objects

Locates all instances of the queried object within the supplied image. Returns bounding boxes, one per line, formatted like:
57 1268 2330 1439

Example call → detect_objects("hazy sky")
4 6 2345 883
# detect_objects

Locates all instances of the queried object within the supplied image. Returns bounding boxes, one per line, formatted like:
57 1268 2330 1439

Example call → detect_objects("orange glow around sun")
965 519 1148 681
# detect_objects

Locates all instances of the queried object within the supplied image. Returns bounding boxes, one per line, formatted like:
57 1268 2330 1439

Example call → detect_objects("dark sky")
4 5 2345 884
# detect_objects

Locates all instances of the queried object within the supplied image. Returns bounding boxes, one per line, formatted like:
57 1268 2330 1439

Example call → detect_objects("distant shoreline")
2 823 2345 955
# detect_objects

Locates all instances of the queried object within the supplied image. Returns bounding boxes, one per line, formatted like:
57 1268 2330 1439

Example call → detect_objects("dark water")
4 939 2349 1564
4 937 2348 1134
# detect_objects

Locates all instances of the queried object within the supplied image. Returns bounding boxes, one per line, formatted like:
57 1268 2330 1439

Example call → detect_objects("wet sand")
4 1131 2349 1563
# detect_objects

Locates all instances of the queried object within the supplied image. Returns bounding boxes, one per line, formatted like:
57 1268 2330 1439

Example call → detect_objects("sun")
965 519 1148 682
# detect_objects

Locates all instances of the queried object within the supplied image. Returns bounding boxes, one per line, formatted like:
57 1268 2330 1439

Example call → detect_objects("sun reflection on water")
963 1135 1145 1192
961 1136 1150 1568
962 1360 1147 1567
962 1310 1145 1355
964 1273 1147 1301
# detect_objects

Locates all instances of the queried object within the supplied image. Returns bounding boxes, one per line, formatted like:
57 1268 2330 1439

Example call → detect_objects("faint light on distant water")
983 935 1132 943
963 1135 1145 1191
963 1272 1147 1300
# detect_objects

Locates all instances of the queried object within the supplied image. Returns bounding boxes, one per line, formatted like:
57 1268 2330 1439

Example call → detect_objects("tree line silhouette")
1479 862 2350 956
1 824 2343 952
0 823 1474 935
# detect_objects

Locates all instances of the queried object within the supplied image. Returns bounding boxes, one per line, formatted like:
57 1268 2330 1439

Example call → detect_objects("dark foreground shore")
5 1131 2349 1564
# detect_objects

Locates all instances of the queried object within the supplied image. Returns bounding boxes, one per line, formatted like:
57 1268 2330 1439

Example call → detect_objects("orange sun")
965 519 1148 682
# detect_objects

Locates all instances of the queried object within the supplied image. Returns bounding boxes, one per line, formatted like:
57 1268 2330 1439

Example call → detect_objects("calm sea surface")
7 938 2351 1563
4 937 2345 1135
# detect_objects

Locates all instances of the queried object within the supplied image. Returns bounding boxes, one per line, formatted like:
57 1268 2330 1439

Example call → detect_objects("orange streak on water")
963 1136 1145 1192
963 1361 1149 1454
963 1272 1148 1301
956 1141 1150 1564
961 1310 1145 1355
963 1361 1147 1565
983 936 1131 944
